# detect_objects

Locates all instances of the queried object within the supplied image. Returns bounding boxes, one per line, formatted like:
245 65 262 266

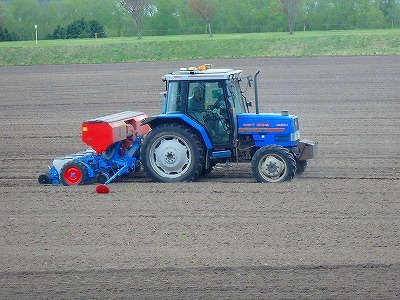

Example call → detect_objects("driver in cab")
188 86 205 112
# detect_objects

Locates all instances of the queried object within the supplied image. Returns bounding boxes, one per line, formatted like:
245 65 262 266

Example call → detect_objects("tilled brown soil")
0 56 399 299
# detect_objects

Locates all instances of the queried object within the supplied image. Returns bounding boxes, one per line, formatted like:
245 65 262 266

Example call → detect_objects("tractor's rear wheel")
61 161 88 186
251 145 296 183
142 123 205 182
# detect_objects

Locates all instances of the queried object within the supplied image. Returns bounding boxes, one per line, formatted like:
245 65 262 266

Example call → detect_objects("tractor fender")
142 114 213 149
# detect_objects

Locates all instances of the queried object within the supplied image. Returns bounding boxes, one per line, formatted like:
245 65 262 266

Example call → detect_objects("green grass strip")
1 29 399 65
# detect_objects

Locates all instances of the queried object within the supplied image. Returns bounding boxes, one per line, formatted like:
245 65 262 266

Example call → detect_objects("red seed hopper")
82 111 150 154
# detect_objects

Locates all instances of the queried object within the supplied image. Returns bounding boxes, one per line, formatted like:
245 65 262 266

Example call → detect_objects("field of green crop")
0 29 399 65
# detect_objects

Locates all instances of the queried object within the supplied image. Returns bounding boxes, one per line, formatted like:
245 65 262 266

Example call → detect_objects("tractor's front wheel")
60 161 88 186
251 145 296 183
141 123 205 182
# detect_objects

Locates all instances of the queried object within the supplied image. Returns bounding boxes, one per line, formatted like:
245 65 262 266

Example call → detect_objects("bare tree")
188 0 216 36
281 0 301 34
122 0 150 39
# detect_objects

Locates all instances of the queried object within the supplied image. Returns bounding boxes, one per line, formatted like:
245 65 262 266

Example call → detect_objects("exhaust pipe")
254 70 260 114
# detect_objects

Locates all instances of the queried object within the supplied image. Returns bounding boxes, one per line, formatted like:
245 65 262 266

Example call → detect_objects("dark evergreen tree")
66 18 87 38
51 19 106 39
0 26 19 41
89 20 106 38
52 25 66 39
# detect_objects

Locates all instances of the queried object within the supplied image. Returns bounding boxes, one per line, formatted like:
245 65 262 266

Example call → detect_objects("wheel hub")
165 151 177 164
262 157 284 177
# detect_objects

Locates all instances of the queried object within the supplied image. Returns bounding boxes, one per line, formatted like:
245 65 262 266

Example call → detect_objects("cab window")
227 80 247 114
165 81 183 114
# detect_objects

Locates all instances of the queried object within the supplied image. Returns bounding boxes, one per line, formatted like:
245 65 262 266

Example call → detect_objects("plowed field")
1 56 399 299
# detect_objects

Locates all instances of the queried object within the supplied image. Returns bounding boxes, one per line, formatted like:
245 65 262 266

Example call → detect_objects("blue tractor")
38 64 316 186
141 65 317 183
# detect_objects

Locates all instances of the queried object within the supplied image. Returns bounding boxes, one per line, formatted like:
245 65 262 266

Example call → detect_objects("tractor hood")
238 112 298 134
237 112 300 147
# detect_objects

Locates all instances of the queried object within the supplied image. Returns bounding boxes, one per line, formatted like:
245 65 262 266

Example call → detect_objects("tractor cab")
161 65 247 148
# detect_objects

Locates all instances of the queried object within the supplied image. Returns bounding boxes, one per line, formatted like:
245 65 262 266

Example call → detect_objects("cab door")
186 80 234 147
225 79 246 148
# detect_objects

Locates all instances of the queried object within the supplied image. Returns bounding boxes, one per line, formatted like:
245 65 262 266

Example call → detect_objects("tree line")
1 0 399 41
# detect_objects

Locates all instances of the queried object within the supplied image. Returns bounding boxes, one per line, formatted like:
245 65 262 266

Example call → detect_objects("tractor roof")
162 65 242 81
